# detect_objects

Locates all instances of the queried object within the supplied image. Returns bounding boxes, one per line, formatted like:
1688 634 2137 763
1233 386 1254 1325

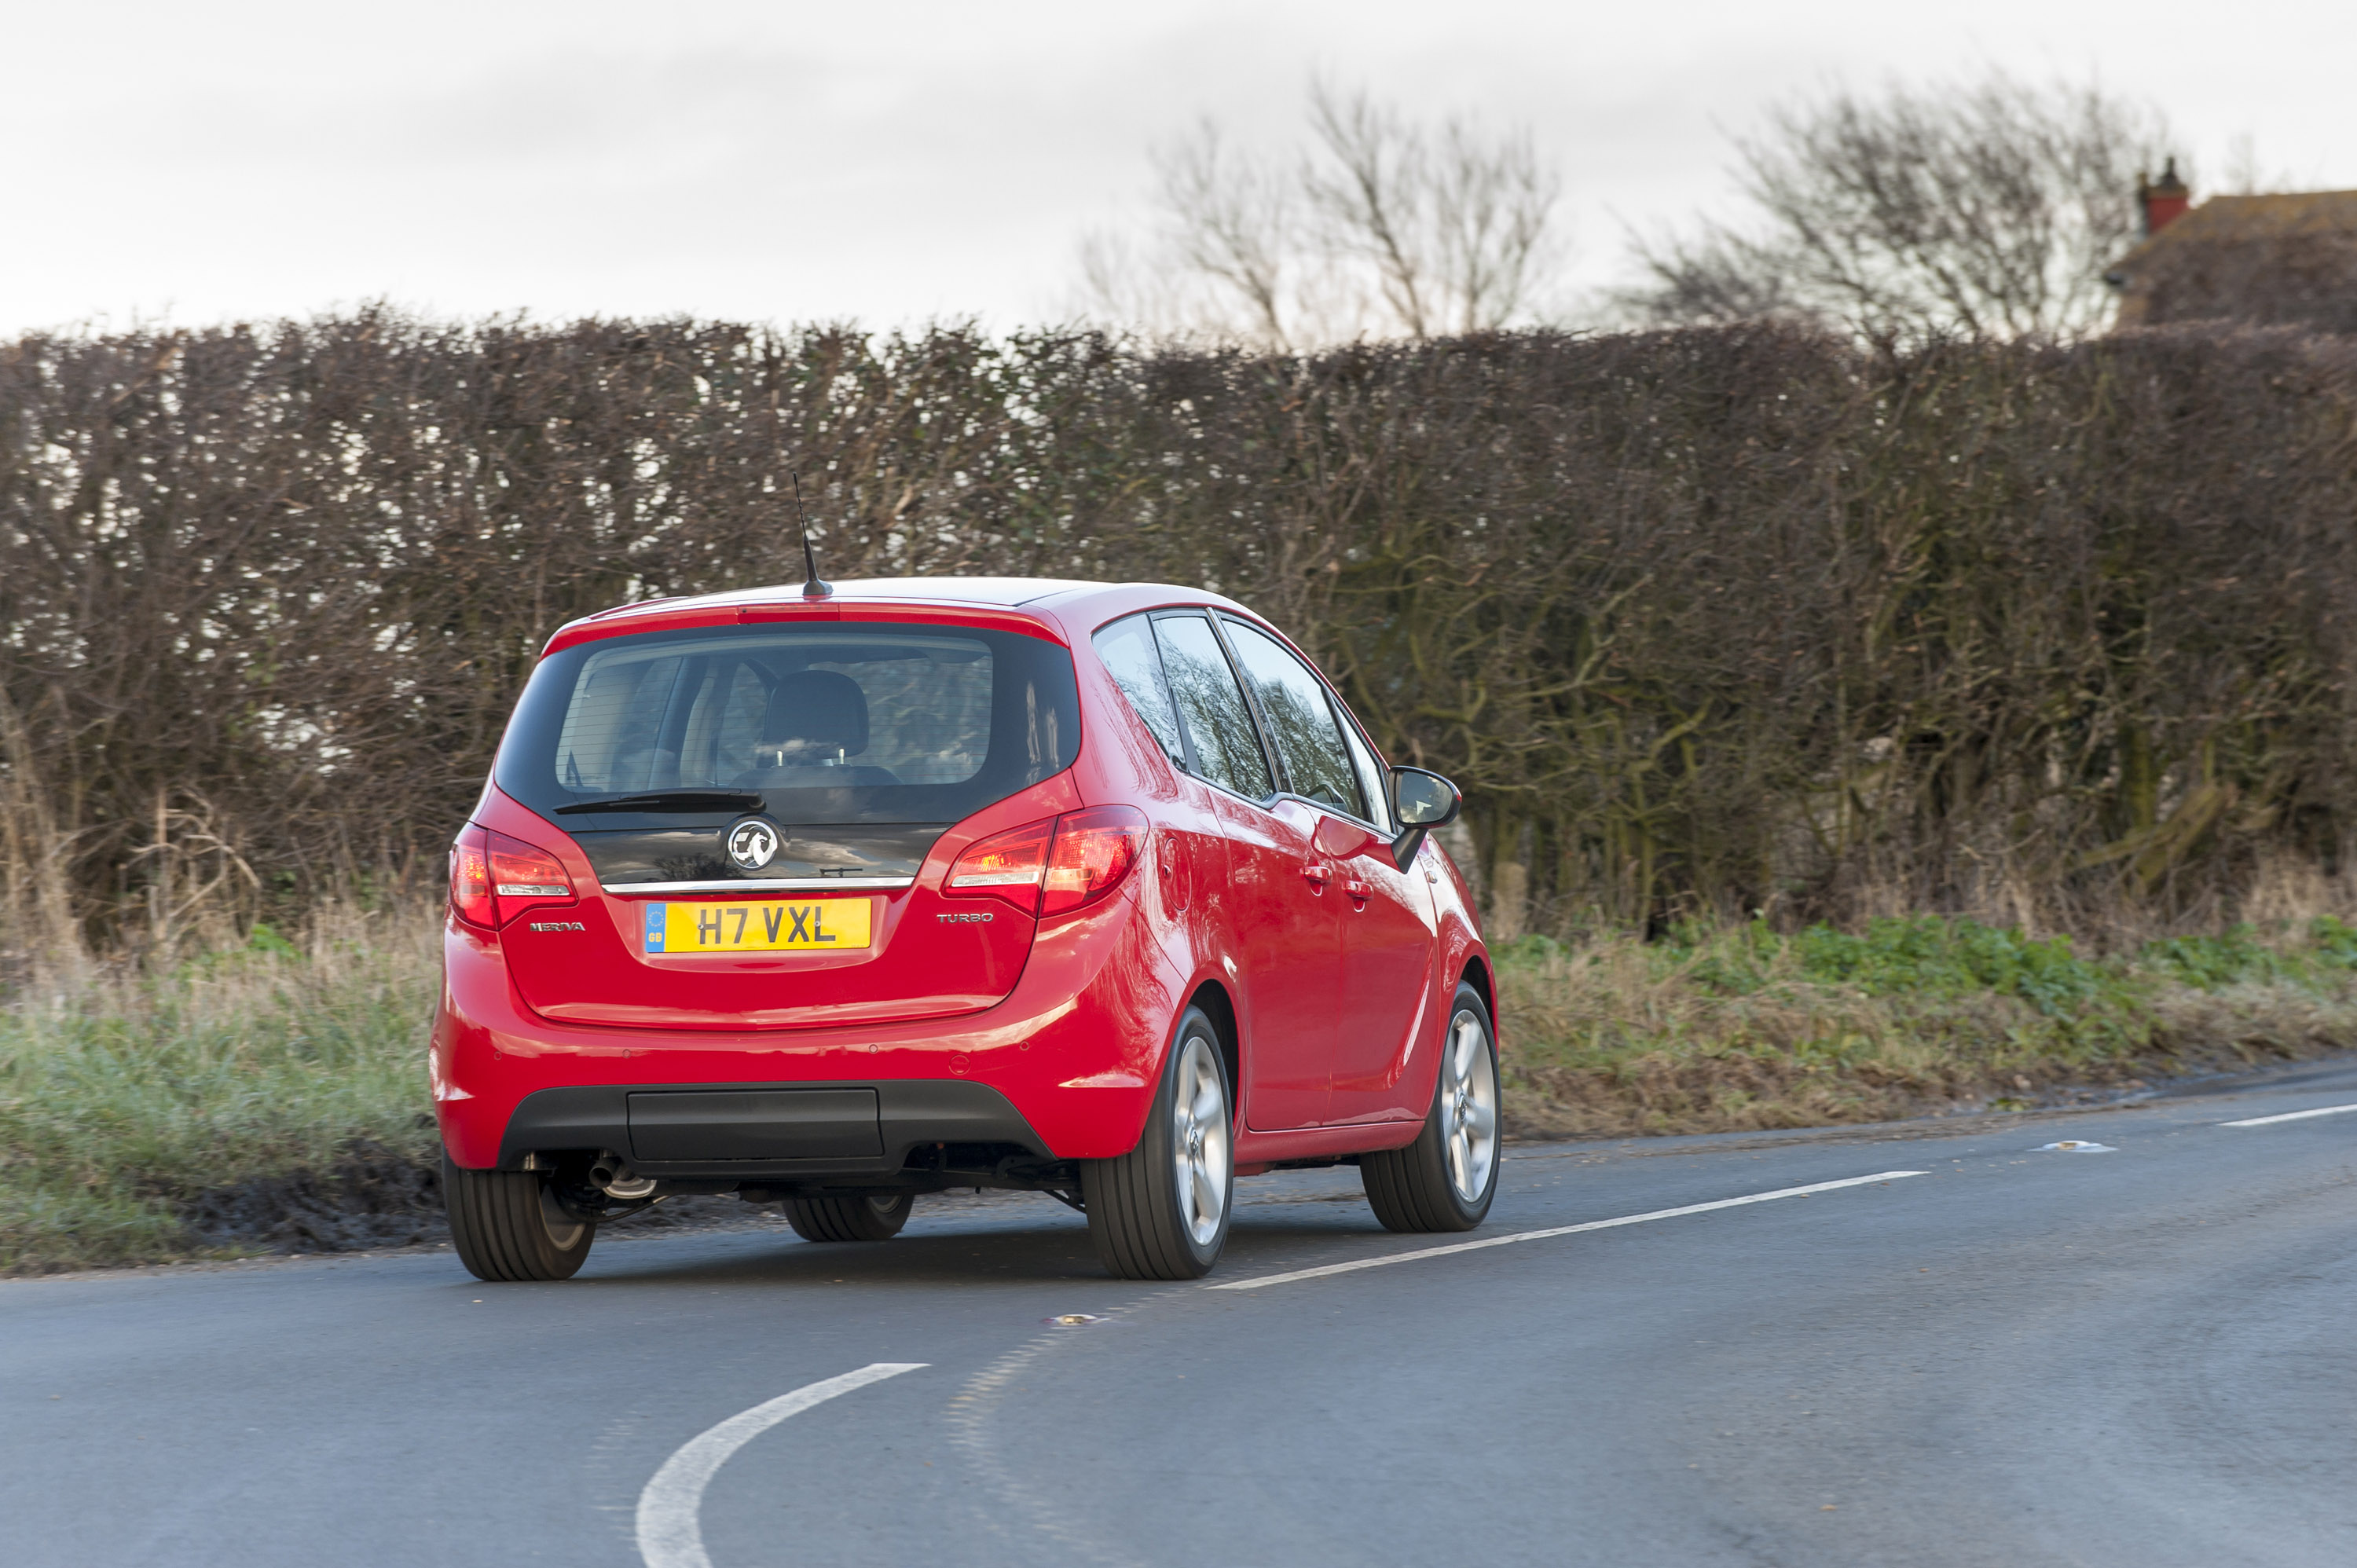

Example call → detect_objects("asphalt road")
6 1061 2354 1568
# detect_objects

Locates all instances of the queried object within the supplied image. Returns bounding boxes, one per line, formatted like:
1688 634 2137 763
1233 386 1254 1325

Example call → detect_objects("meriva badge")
724 816 781 870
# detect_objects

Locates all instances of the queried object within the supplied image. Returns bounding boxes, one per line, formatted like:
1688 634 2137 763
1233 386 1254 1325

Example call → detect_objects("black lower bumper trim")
629 1088 882 1161
493 1079 1050 1177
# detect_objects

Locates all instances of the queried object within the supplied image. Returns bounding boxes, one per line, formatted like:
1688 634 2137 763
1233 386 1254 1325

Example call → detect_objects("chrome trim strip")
599 877 917 895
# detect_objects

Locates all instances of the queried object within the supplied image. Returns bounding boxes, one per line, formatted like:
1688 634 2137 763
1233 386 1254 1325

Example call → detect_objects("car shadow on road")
559 1199 1391 1291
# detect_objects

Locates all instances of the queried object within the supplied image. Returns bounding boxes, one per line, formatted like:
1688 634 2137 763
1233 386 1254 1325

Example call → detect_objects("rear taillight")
450 824 493 929
489 837 573 905
946 819 1054 913
944 807 1146 918
1041 805 1147 917
449 823 575 930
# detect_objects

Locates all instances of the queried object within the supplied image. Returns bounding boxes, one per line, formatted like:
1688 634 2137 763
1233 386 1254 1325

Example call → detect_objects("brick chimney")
2139 157 2191 236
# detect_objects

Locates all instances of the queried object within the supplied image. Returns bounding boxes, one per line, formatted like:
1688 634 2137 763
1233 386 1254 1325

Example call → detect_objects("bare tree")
1074 84 1565 347
1306 85 1562 339
1168 121 1305 343
1618 75 2172 340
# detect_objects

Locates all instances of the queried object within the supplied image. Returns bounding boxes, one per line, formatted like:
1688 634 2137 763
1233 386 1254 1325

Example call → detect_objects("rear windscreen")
496 622 1080 825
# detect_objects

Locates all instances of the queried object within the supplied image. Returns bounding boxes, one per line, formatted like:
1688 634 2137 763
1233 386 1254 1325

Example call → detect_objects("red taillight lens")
944 808 1148 918
449 823 574 930
1042 805 1148 917
449 823 493 929
489 834 572 899
946 819 1054 912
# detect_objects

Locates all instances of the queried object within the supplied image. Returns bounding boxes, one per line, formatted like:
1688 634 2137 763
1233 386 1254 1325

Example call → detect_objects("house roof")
2109 191 2357 333
2113 191 2357 274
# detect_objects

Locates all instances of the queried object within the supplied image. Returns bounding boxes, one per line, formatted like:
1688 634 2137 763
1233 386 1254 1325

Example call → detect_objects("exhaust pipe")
588 1152 658 1200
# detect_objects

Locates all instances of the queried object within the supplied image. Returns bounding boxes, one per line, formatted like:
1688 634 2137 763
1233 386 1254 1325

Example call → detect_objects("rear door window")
1091 614 1186 768
1217 617 1366 820
1149 613 1274 800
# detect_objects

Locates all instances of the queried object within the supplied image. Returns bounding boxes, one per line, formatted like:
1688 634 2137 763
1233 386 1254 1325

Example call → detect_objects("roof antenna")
790 471 834 599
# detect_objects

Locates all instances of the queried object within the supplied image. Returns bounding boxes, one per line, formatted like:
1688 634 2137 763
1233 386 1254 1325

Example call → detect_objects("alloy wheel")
1442 1008 1498 1205
1169 1034 1231 1247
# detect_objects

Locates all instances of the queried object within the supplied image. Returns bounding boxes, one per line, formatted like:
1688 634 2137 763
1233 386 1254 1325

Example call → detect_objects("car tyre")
783 1194 915 1242
442 1152 596 1281
1361 983 1500 1233
1081 1006 1233 1280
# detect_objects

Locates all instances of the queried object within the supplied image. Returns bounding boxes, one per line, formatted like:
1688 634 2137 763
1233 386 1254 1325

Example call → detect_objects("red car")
434 575 1498 1282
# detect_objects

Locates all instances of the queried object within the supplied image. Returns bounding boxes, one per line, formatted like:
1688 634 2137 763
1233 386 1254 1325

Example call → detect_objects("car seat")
735 669 901 786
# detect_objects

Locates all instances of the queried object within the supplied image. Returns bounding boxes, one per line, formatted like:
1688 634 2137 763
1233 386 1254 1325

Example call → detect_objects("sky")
2 0 2350 338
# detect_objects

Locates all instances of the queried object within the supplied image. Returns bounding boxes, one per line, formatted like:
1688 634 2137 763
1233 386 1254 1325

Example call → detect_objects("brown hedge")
3 312 2354 958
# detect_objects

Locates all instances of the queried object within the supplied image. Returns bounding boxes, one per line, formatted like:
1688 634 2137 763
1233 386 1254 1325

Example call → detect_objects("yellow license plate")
641 899 873 954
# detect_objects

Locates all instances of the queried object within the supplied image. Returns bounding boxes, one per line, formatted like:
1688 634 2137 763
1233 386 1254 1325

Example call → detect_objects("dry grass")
7 902 2357 1272
0 903 440 1273
1496 918 2357 1139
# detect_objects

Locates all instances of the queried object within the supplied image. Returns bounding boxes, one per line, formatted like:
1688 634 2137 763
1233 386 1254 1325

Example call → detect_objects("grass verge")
0 907 441 1274
7 907 2355 1273
1497 916 2357 1138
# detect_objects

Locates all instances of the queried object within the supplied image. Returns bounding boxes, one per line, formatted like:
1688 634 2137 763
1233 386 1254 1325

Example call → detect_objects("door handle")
1300 862 1330 889
1342 877 1371 904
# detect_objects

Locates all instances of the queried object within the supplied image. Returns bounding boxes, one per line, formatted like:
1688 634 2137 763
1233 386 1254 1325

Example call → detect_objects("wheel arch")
1185 979 1242 1123
1398 954 1496 1124
1459 952 1496 1024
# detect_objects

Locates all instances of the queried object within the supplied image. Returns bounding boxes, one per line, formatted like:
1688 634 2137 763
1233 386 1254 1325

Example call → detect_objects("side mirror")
1387 766 1461 870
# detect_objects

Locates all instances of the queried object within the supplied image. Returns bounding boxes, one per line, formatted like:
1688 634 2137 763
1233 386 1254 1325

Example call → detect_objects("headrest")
761 670 869 757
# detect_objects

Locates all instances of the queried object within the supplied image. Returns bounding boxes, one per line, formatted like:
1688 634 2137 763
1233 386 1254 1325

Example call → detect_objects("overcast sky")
3 0 2350 338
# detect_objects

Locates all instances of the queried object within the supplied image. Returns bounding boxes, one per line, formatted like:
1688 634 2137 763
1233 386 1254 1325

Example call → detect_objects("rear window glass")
497 622 1079 824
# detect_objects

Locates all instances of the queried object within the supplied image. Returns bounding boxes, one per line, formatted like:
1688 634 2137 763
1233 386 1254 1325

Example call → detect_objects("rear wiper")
554 789 768 816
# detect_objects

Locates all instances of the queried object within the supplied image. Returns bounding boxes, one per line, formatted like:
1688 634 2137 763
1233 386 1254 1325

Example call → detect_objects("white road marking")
636 1362 925 1568
1208 1171 1930 1291
2221 1101 2357 1127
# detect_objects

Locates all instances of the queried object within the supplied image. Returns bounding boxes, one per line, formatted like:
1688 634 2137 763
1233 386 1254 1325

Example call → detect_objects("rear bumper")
432 882 1180 1171
497 1079 1050 1177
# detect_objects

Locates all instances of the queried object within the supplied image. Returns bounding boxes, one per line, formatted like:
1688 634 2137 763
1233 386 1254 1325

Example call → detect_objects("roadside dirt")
148 1047 2357 1269
174 1141 445 1254
172 1162 1065 1259
1500 1035 2357 1142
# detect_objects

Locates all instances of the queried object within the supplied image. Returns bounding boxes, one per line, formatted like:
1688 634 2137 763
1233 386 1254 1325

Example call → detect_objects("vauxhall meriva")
434 577 1498 1282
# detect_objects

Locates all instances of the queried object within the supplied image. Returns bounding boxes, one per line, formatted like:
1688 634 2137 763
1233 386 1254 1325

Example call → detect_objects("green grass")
0 910 438 1273
6 904 2356 1271
1662 915 2115 1013
1495 916 2357 1138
